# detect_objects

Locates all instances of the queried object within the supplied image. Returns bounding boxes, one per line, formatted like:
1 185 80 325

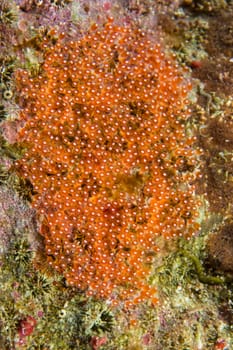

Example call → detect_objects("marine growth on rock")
15 19 201 307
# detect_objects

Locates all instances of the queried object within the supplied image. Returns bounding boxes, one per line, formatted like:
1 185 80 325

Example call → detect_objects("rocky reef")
0 0 232 349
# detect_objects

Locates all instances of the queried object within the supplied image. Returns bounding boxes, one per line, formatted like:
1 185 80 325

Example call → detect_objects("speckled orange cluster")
15 20 200 307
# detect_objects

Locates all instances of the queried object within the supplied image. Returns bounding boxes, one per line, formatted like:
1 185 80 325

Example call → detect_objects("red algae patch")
15 20 201 306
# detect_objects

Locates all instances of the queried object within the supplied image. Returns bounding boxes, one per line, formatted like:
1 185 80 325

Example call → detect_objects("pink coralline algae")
0 186 37 256
17 315 37 346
